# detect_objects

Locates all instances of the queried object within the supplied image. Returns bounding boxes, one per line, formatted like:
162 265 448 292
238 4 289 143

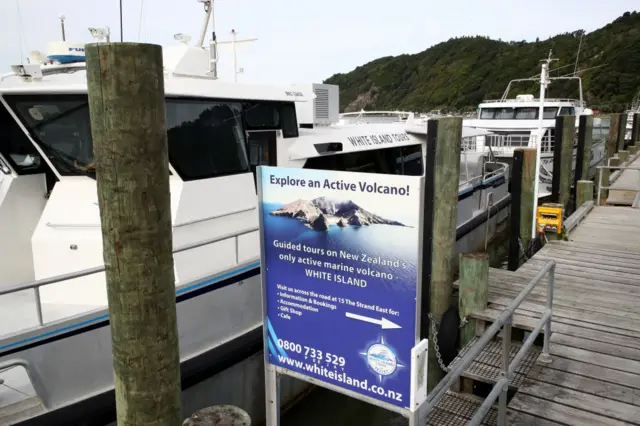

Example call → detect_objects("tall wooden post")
458 252 488 392
576 180 594 207
507 148 536 271
618 113 628 151
597 167 610 205
551 115 574 210
631 113 640 146
606 114 621 159
421 117 461 391
574 115 593 192
86 43 182 425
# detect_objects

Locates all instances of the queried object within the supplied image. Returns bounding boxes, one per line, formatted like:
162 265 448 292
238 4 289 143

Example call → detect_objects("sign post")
257 165 428 425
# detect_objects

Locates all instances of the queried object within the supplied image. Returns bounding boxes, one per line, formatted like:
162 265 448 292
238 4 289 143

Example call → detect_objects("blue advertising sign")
258 166 422 409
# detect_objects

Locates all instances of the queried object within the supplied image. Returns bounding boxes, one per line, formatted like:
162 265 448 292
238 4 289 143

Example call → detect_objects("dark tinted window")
0 101 45 175
558 107 575 116
166 99 249 181
303 145 422 176
243 101 298 138
5 94 94 177
543 107 558 119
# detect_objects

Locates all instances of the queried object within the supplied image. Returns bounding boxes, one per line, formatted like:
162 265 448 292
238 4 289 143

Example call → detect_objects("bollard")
619 150 629 163
183 405 251 426
458 252 489 392
577 180 594 207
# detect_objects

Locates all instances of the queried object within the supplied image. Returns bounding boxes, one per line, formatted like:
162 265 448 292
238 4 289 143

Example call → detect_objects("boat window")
243 101 298 138
4 94 95 177
479 108 515 119
543 107 558 119
0 100 46 175
479 109 495 119
515 107 538 119
558 107 575 116
303 145 423 176
166 99 249 181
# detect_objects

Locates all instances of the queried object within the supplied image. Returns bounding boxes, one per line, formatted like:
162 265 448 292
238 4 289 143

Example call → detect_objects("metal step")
447 337 540 389
427 391 497 426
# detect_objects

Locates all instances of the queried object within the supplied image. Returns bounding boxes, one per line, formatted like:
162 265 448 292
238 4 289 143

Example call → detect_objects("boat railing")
0 226 260 334
481 98 584 106
420 260 555 425
485 134 555 154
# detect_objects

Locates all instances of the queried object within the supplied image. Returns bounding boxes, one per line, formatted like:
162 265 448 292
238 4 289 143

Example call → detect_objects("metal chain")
428 313 469 372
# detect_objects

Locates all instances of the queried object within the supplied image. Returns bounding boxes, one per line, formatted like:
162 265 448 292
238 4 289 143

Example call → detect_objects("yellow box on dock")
537 204 563 234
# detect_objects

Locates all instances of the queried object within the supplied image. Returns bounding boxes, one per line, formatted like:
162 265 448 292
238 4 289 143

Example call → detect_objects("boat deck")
0 291 98 423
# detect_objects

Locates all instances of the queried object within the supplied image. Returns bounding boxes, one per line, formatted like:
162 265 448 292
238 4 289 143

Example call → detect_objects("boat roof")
479 98 583 108
0 45 314 103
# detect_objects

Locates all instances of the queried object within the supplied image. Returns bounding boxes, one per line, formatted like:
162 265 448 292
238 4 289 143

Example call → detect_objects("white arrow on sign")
345 312 402 330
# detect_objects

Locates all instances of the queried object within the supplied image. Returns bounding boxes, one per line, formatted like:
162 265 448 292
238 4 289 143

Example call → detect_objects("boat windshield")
479 107 559 120
5 94 95 177
4 94 255 181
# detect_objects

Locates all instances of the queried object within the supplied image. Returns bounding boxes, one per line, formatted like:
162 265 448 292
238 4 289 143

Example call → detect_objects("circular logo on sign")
366 343 397 376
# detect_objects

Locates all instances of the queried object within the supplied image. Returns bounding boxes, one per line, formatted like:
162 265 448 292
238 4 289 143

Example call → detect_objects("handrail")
419 260 555 426
45 206 257 229
0 226 260 327
596 165 640 205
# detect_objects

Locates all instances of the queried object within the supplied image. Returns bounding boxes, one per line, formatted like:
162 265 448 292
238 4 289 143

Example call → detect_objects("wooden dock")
606 154 640 206
438 167 640 423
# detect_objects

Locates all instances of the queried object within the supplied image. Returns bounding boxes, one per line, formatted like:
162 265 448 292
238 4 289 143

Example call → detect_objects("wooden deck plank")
517 379 640 424
528 365 640 406
509 393 633 426
475 204 640 425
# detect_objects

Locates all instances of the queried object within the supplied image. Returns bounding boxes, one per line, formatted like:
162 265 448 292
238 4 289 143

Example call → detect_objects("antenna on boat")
218 29 258 82
197 0 219 79
531 50 558 239
573 30 584 76
58 14 66 41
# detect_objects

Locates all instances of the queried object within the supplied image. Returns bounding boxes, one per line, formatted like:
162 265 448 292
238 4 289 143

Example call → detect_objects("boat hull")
0 169 510 426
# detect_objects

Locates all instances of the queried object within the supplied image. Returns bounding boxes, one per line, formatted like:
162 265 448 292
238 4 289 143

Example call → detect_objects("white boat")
463 62 607 198
0 6 510 425
625 91 639 141
337 110 425 126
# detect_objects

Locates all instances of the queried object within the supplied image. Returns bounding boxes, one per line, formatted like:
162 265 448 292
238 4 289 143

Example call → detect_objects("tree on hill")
324 11 640 113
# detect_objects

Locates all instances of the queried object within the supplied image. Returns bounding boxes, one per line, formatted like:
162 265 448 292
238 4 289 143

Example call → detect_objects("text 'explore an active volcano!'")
258 165 423 409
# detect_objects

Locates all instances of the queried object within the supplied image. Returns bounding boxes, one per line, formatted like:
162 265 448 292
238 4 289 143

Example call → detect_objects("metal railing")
0 226 260 329
596 165 640 205
421 260 555 426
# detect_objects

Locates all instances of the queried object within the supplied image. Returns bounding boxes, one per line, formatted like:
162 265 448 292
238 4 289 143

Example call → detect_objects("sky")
0 0 638 86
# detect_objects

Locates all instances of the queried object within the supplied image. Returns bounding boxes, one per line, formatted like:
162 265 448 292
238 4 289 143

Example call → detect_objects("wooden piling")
618 113 628 151
458 252 488 392
422 117 461 391
619 150 629 163
577 180 594 207
575 115 593 185
507 148 536 271
632 113 640 146
609 156 621 169
597 167 610 205
86 43 182 425
183 406 251 426
606 114 621 159
551 115 574 210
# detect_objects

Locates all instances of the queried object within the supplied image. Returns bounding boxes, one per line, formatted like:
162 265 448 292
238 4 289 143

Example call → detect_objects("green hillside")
324 11 640 113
